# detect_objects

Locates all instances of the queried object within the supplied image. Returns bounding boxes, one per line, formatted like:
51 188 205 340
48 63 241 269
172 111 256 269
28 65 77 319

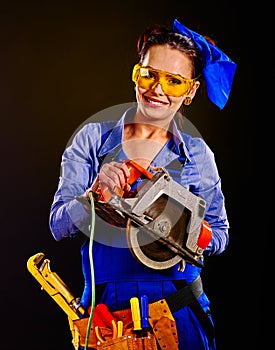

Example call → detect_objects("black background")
1 1 262 349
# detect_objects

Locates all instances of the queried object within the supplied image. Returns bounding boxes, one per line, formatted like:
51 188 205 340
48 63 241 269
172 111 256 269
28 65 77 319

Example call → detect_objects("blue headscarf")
173 19 237 110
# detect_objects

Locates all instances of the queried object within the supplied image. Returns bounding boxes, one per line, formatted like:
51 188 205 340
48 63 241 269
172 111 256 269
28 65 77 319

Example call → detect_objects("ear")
189 81 200 99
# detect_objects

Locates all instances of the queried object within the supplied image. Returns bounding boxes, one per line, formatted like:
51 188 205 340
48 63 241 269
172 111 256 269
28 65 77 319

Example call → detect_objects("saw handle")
94 160 153 202
126 160 154 182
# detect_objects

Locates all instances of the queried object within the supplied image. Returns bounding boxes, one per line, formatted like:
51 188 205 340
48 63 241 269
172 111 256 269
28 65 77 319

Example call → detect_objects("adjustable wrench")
27 252 85 320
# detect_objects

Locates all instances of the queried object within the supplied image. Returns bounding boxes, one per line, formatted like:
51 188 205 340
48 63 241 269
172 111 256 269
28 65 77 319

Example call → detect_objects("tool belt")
72 298 176 350
71 276 214 350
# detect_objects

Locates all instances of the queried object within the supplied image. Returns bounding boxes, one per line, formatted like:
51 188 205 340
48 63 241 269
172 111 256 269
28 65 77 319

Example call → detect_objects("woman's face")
135 45 200 124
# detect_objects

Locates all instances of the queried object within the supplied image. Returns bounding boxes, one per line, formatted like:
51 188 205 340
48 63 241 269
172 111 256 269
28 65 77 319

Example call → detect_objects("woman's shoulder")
75 119 118 139
180 131 210 152
177 131 215 167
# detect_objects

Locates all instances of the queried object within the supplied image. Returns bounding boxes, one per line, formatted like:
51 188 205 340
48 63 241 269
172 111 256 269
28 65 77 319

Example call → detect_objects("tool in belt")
27 252 214 349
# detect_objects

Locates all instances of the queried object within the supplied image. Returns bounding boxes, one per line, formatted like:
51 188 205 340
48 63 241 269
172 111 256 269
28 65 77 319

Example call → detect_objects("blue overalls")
78 140 215 350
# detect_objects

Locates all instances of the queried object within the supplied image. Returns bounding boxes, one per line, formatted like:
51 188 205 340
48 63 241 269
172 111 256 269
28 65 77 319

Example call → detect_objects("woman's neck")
123 120 172 169
124 122 170 142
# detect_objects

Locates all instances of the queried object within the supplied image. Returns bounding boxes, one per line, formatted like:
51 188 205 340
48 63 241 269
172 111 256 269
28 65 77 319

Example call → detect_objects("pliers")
92 304 120 342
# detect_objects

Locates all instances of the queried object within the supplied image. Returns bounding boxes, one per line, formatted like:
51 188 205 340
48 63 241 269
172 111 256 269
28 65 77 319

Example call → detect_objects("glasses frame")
132 63 196 97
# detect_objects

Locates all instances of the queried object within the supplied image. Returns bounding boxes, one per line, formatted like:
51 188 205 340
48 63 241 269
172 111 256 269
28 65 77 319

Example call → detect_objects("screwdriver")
130 297 142 335
117 320 123 338
140 294 149 337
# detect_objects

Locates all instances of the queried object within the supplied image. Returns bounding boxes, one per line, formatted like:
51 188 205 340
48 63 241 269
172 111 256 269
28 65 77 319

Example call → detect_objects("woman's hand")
97 161 131 192
80 161 131 209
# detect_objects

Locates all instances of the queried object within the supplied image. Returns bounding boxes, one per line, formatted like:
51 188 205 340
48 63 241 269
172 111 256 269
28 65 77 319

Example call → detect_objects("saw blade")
126 194 189 270
93 199 128 228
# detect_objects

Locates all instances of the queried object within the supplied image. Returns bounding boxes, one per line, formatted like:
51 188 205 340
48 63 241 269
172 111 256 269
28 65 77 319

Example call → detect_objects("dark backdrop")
1 1 261 349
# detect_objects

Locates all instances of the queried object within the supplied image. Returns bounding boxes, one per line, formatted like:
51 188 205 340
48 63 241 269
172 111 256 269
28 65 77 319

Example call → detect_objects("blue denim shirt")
49 106 229 306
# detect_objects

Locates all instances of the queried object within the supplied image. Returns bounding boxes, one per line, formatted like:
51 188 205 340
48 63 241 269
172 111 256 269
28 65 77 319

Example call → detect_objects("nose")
151 80 165 95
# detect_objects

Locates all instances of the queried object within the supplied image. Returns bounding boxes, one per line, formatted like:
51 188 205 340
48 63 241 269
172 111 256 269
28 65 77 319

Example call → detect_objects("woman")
49 19 236 350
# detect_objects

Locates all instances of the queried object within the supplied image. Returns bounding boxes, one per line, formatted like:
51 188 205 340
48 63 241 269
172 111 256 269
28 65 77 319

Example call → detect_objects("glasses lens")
160 72 194 96
132 65 158 90
132 64 195 97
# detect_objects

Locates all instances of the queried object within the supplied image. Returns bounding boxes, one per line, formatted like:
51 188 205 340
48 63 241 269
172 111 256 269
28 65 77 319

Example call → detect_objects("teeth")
147 97 164 105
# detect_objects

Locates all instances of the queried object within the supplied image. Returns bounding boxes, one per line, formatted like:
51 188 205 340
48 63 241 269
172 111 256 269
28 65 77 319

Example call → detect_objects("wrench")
27 252 85 320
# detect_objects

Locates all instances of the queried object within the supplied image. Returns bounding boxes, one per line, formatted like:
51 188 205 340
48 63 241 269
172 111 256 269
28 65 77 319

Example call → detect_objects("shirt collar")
98 106 191 162
97 107 129 157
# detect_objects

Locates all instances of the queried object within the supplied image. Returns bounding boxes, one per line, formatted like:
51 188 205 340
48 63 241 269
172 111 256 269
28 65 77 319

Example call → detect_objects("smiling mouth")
144 96 168 107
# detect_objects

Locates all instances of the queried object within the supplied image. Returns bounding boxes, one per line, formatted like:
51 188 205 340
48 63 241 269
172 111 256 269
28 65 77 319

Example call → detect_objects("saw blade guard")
126 194 188 270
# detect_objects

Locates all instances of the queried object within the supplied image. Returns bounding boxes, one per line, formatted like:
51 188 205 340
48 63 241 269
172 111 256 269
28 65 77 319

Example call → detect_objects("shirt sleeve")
49 123 100 241
186 137 229 256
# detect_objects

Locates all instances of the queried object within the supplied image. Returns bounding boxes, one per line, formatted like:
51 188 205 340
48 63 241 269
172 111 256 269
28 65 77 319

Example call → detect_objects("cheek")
135 85 146 101
169 96 184 109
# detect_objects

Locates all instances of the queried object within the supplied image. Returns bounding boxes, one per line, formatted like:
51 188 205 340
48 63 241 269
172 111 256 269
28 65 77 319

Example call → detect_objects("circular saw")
90 160 212 271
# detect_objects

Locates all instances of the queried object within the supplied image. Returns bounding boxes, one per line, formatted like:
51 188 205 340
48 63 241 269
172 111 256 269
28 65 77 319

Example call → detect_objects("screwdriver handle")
117 320 123 337
130 297 142 331
140 295 149 329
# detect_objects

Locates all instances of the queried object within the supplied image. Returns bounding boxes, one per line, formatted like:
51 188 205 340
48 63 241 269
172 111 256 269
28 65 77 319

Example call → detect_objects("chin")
139 102 176 122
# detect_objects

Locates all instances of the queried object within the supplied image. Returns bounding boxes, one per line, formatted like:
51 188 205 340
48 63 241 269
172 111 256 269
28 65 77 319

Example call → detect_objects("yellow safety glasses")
132 63 196 97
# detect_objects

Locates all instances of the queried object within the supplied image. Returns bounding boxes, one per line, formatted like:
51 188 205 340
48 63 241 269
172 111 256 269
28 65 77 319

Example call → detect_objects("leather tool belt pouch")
72 299 179 350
